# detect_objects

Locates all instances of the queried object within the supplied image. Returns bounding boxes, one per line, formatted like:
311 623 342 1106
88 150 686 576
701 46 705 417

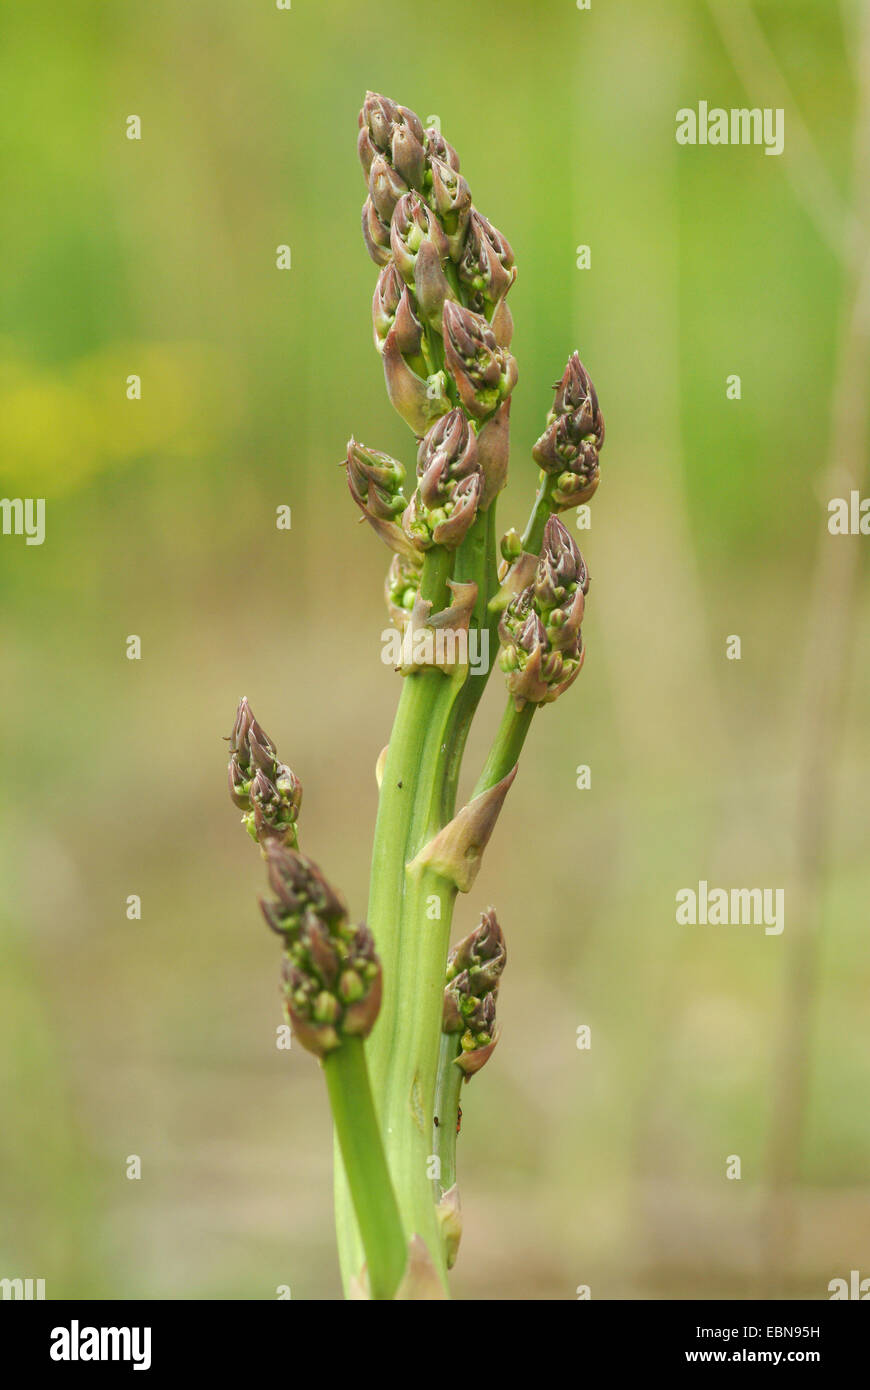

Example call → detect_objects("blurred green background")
1 0 868 1299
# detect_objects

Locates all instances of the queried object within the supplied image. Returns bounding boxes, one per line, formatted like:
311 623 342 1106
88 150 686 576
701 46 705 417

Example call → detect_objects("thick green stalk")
378 853 457 1286
358 495 507 1288
416 472 555 1269
366 543 454 1031
324 1038 407 1299
335 545 458 1292
365 507 507 1288
389 505 502 1227
329 91 603 1301
374 634 466 1274
337 501 540 1292
335 373 549 1300
335 678 437 1288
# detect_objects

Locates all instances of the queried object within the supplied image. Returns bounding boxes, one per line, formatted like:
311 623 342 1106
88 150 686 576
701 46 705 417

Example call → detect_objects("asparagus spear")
434 908 507 1268
225 91 607 1300
226 699 406 1299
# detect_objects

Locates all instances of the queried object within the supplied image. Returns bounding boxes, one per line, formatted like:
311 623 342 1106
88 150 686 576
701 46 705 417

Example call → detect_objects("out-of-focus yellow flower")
0 340 241 495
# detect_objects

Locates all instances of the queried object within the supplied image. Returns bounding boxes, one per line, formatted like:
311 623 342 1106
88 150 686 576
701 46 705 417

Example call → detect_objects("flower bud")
368 153 408 223
383 324 451 434
425 127 461 173
500 528 523 564
498 525 590 708
346 437 421 559
390 192 450 294
442 301 518 421
443 908 506 1079
228 757 250 809
261 842 346 937
346 439 407 521
458 210 517 310
359 92 399 159
428 156 472 260
250 766 303 845
358 123 378 181
361 196 392 266
446 907 506 996
416 409 479 504
395 103 424 145
385 551 423 628
372 266 424 357
259 843 383 1059
279 899 382 1058
533 516 589 640
391 117 426 190
532 353 605 507
402 411 483 549
403 470 482 550
416 240 454 329
227 698 301 846
359 92 426 194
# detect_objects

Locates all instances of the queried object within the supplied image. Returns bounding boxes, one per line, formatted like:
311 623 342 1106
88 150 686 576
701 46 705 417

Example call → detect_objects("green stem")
375 649 464 1266
427 697 535 1244
335 545 459 1294
522 472 557 554
360 504 504 1286
420 543 453 607
324 1038 407 1300
442 468 553 813
472 698 536 798
425 696 535 1237
376 856 456 1289
335 443 548 1294
433 1032 464 1195
365 527 490 1289
442 504 501 809
444 260 463 302
422 313 447 378
334 671 437 1289
424 489 549 1258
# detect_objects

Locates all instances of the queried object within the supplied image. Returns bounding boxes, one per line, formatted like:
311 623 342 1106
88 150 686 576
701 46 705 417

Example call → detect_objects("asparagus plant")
224 92 605 1300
